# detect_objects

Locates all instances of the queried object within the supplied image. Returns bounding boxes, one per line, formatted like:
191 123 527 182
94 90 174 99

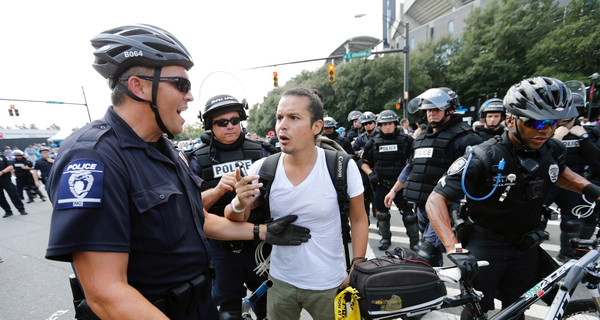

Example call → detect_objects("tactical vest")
475 125 504 142
191 134 263 216
467 134 566 235
371 131 410 180
561 133 589 175
403 121 472 205
13 158 32 177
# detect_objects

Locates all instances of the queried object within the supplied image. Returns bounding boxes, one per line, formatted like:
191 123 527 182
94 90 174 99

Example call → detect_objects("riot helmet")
202 95 248 130
360 111 377 124
479 98 505 129
503 77 577 121
376 110 400 125
347 110 363 122
90 24 194 139
323 117 338 128
407 87 460 114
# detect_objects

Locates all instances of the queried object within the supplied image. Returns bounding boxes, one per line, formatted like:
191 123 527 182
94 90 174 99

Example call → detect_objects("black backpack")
258 149 353 269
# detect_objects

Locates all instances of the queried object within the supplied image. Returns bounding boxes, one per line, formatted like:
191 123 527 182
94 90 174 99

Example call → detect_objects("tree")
29 123 38 129
174 121 205 141
47 123 61 130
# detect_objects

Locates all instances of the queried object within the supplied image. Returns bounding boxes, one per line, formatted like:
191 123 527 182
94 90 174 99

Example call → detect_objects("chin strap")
429 109 452 128
507 118 539 154
116 67 174 139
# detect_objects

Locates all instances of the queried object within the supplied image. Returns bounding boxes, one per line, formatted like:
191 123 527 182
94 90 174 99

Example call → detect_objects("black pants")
466 232 540 313
0 177 25 213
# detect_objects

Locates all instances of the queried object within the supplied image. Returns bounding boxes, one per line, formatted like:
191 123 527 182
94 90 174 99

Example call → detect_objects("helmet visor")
407 89 454 114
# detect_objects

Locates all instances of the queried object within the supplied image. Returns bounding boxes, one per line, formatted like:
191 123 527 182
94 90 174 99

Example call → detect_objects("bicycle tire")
564 299 599 319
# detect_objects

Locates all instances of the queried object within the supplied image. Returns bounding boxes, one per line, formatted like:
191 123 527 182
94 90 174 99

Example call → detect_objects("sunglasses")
213 117 241 127
363 121 376 126
519 117 559 130
135 76 192 93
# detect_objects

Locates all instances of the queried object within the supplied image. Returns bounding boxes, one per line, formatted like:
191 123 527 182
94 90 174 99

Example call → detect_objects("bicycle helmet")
407 87 460 114
39 146 50 152
503 77 577 120
360 111 377 124
91 24 194 88
202 95 248 129
479 98 505 120
13 150 24 156
323 116 338 128
347 110 363 122
376 110 400 125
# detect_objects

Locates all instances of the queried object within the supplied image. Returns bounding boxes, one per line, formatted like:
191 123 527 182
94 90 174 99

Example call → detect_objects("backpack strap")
258 153 282 220
324 149 353 270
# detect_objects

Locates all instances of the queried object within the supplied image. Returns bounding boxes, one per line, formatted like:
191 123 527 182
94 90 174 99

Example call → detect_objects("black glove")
265 215 311 246
368 172 379 186
447 251 479 286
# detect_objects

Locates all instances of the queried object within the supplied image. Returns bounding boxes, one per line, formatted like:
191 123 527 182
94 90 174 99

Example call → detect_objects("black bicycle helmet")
360 111 377 124
407 87 460 114
479 98 505 120
91 24 194 88
323 116 338 128
347 110 363 122
202 95 248 129
503 77 577 120
376 110 400 125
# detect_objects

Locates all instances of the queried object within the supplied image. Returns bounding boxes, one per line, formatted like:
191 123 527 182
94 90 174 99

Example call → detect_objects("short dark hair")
281 87 324 124
111 66 154 106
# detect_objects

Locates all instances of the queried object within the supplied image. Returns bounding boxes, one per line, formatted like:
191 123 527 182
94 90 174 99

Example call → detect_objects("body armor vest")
191 133 263 217
371 130 410 180
403 120 472 205
467 134 566 235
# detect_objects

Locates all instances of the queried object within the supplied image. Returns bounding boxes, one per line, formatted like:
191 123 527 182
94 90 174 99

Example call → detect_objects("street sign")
343 50 371 60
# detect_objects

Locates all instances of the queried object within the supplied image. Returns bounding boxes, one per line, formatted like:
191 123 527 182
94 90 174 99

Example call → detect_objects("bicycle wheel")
564 299 599 319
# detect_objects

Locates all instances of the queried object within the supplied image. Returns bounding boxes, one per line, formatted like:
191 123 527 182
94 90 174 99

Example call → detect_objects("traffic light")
328 64 335 82
273 72 278 87
15 109 19 116
9 104 15 116
396 100 403 110
8 108 13 116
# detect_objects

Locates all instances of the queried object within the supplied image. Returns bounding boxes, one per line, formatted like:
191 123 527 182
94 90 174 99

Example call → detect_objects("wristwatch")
580 133 589 139
253 224 260 240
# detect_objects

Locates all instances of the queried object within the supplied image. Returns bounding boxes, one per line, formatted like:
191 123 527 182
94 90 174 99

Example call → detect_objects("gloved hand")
265 215 311 246
447 251 479 286
368 172 379 186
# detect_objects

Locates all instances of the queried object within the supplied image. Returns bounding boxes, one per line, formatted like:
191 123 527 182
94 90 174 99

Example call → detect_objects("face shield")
196 71 248 125
407 89 454 114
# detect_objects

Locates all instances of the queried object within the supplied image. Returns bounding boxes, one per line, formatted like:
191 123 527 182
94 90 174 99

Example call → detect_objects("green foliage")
46 123 61 130
174 121 205 141
247 0 600 129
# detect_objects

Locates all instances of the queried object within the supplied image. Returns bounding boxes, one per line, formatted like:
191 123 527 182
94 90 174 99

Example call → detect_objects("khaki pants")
267 275 338 320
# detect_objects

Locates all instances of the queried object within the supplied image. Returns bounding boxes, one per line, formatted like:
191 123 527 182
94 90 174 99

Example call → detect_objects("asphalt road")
0 189 590 320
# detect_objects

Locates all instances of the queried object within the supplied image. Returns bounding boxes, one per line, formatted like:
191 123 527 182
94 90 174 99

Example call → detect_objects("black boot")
2 212 13 218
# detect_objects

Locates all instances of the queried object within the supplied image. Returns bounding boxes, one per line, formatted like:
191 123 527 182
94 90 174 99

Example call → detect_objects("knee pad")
401 209 417 224
376 210 391 220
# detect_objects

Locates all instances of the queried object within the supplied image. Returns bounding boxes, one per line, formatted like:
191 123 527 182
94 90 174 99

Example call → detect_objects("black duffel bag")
349 247 446 319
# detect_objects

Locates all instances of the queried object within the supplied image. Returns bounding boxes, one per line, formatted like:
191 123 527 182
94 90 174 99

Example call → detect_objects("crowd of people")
17 22 598 320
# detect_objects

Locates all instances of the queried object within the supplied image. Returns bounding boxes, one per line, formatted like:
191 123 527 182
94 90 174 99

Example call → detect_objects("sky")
0 0 387 132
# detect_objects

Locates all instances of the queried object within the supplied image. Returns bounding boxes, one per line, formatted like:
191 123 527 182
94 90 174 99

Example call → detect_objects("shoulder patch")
447 157 467 176
56 159 104 209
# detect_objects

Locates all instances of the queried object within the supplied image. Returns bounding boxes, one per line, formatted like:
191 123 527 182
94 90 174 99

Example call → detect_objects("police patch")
548 163 559 183
56 159 104 209
447 157 467 176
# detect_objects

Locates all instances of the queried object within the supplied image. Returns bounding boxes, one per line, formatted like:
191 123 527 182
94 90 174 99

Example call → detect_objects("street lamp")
356 13 410 118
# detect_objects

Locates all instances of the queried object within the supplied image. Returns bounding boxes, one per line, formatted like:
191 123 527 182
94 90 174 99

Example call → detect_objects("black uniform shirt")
434 133 567 235
46 107 211 301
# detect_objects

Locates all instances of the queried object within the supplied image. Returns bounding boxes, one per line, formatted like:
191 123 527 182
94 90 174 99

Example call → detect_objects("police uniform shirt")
433 133 567 235
45 107 211 301
13 157 34 177
34 158 54 178
0 155 12 180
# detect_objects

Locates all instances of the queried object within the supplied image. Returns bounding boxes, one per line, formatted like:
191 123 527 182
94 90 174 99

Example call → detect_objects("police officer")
426 76 600 318
354 111 378 216
0 152 27 217
474 98 506 141
546 93 600 262
345 110 363 142
34 146 55 193
394 87 483 266
12 150 46 203
361 110 417 250
188 94 270 320
323 116 354 155
45 24 309 320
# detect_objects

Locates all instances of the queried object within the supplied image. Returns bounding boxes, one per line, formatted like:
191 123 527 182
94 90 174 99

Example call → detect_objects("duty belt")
152 271 211 320
472 225 522 244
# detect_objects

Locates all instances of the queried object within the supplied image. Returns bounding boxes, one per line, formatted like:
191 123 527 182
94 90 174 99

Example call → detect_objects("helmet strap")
149 67 174 139
507 118 538 153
